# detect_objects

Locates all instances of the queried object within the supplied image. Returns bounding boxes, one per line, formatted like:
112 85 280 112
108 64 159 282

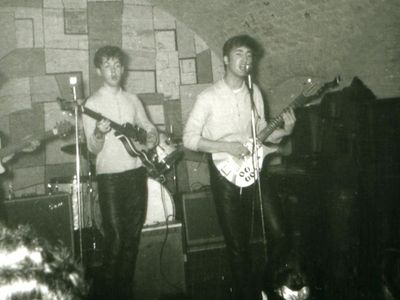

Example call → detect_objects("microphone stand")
247 73 268 262
70 76 84 264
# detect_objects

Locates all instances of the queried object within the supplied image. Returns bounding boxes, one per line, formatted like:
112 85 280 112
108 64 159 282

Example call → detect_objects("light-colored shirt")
183 79 281 151
82 86 156 174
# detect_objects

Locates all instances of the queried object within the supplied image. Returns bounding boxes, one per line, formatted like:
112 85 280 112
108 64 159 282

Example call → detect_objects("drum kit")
50 130 183 265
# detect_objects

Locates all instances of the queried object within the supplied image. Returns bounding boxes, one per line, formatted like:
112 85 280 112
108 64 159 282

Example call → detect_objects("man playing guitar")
183 34 296 300
82 45 158 300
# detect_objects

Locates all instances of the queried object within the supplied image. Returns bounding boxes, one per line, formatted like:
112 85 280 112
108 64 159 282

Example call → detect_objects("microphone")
245 64 253 92
69 76 78 101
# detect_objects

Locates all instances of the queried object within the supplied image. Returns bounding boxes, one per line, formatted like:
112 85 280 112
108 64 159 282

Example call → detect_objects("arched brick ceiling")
151 0 400 99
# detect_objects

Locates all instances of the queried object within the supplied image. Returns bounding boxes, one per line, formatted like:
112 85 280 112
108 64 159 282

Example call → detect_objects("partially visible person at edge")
183 34 296 300
0 135 40 224
0 224 87 300
0 135 40 174
82 45 158 300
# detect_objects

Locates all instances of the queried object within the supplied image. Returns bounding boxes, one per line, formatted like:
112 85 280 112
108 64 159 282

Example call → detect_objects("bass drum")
145 177 175 227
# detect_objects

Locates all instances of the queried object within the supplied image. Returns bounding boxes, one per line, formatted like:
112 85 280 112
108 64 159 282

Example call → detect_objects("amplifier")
181 188 224 251
4 193 74 253
134 222 186 299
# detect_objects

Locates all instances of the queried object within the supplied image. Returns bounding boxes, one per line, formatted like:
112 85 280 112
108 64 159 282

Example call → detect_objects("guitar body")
115 131 158 172
115 125 183 178
114 123 151 157
212 141 278 187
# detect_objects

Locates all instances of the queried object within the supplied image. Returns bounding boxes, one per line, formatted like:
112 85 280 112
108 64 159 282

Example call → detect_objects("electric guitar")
212 76 341 187
0 121 73 174
58 98 182 178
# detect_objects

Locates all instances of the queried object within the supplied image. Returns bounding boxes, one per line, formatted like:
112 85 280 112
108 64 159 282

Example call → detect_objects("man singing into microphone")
183 34 296 300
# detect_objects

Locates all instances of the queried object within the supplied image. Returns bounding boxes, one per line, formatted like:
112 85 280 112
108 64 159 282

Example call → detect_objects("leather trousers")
209 160 259 300
96 167 147 300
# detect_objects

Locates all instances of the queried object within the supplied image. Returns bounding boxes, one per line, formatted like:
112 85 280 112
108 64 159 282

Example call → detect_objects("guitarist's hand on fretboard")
95 118 111 138
281 107 296 135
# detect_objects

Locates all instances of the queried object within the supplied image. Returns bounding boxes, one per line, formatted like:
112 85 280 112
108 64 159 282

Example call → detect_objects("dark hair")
94 45 125 68
0 224 87 299
222 34 260 58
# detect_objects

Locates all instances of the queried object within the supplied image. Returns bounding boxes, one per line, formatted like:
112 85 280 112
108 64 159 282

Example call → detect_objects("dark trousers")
209 161 259 300
96 167 147 300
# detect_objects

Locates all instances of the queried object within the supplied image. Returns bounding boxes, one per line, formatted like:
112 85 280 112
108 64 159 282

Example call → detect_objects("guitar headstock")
300 75 341 104
53 120 74 137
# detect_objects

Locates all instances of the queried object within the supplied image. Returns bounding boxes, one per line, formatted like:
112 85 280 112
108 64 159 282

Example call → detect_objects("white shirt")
82 86 156 174
183 79 281 151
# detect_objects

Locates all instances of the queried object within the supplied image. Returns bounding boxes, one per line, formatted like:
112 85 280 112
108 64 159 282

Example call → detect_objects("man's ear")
95 68 102 76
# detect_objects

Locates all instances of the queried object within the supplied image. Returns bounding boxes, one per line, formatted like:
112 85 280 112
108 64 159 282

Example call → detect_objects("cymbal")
61 143 94 158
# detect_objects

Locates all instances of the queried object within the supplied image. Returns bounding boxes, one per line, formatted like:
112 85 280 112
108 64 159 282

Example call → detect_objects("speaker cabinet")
134 222 186 299
181 188 224 251
4 193 74 252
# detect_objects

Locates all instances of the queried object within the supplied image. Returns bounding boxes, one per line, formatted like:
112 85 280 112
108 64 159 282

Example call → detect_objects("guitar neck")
80 106 125 132
0 130 54 159
258 94 306 142
258 76 340 143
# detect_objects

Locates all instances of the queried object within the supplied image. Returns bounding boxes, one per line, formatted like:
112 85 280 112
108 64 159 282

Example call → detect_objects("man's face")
96 57 124 87
223 45 253 78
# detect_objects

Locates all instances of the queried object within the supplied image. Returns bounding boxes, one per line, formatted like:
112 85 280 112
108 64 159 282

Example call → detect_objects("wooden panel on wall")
0 12 16 59
0 49 45 79
0 78 31 117
196 49 213 84
31 75 61 104
163 99 182 138
88 1 122 94
176 20 195 59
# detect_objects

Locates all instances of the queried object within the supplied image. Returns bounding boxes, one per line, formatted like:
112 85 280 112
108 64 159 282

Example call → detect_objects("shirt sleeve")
183 92 210 151
82 98 105 154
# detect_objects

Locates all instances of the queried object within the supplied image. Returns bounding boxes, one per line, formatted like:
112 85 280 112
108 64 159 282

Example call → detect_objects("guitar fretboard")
258 77 340 143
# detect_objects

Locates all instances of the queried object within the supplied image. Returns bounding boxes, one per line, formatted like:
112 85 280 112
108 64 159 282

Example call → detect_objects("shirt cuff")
183 134 201 151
